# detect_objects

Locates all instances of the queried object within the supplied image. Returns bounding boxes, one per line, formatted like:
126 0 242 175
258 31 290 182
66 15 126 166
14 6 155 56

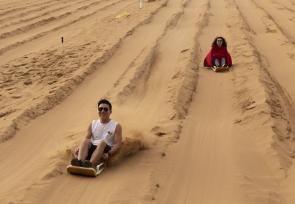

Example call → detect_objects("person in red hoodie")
204 36 232 68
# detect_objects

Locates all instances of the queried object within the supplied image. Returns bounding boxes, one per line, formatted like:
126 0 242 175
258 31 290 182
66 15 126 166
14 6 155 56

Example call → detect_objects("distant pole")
139 0 143 9
61 36 64 44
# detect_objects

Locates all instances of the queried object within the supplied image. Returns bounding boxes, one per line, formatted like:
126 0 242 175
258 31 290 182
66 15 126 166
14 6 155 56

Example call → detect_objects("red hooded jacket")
203 46 232 67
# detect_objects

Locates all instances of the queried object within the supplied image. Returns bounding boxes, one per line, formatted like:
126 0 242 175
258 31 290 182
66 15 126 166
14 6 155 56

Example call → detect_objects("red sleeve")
226 51 232 66
203 49 213 67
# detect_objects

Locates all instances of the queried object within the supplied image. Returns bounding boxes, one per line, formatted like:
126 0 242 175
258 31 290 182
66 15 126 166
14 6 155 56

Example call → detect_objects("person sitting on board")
71 99 122 170
203 36 232 68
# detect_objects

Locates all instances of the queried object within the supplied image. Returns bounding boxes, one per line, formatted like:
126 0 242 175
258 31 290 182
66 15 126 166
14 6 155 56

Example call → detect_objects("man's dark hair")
98 99 112 111
212 36 227 48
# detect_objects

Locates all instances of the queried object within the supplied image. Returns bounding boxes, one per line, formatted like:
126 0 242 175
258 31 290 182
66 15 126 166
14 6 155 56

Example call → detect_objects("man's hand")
102 153 109 161
73 147 79 158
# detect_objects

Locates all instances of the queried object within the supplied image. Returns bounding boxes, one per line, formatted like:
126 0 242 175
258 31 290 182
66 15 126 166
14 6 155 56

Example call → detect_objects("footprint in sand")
0 109 16 118
266 27 277 33
11 95 22 99
234 119 242 124
23 79 33 85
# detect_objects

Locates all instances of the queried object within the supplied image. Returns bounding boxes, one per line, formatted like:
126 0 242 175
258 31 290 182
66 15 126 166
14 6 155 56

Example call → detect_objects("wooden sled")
67 163 105 177
211 66 229 72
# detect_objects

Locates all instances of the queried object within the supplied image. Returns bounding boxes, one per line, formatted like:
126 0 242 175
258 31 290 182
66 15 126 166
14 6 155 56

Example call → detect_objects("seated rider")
204 36 232 68
71 99 122 170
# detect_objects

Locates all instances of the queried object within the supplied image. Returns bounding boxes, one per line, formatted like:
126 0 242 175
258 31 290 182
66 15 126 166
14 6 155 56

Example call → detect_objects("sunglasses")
98 107 109 112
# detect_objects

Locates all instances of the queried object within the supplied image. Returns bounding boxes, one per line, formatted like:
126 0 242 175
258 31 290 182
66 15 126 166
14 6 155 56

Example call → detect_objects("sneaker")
96 163 105 173
71 158 82 166
82 160 93 168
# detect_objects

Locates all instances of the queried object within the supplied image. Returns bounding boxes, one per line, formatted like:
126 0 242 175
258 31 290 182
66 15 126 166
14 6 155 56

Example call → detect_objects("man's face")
98 103 111 120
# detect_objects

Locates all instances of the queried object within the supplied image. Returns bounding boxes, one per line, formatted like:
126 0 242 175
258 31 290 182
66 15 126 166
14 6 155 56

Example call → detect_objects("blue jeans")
214 58 226 67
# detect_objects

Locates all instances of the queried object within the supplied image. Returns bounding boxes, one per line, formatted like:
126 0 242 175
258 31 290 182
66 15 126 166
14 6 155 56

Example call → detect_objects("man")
71 99 122 170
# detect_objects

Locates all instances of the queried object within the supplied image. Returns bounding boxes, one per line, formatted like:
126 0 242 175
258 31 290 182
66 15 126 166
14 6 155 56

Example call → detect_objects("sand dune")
0 0 295 203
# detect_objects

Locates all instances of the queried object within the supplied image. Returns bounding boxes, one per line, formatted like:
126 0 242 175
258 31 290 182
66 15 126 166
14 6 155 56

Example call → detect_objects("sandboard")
67 163 105 177
211 66 229 72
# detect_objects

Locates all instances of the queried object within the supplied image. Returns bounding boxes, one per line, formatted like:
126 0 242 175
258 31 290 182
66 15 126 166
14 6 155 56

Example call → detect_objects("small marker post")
139 0 143 9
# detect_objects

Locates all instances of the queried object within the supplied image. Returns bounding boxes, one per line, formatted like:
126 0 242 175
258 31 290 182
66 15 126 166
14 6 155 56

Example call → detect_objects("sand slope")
0 0 295 203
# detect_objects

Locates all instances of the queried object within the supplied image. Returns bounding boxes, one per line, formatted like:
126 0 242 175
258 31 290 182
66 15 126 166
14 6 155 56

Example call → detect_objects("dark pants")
86 143 112 160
